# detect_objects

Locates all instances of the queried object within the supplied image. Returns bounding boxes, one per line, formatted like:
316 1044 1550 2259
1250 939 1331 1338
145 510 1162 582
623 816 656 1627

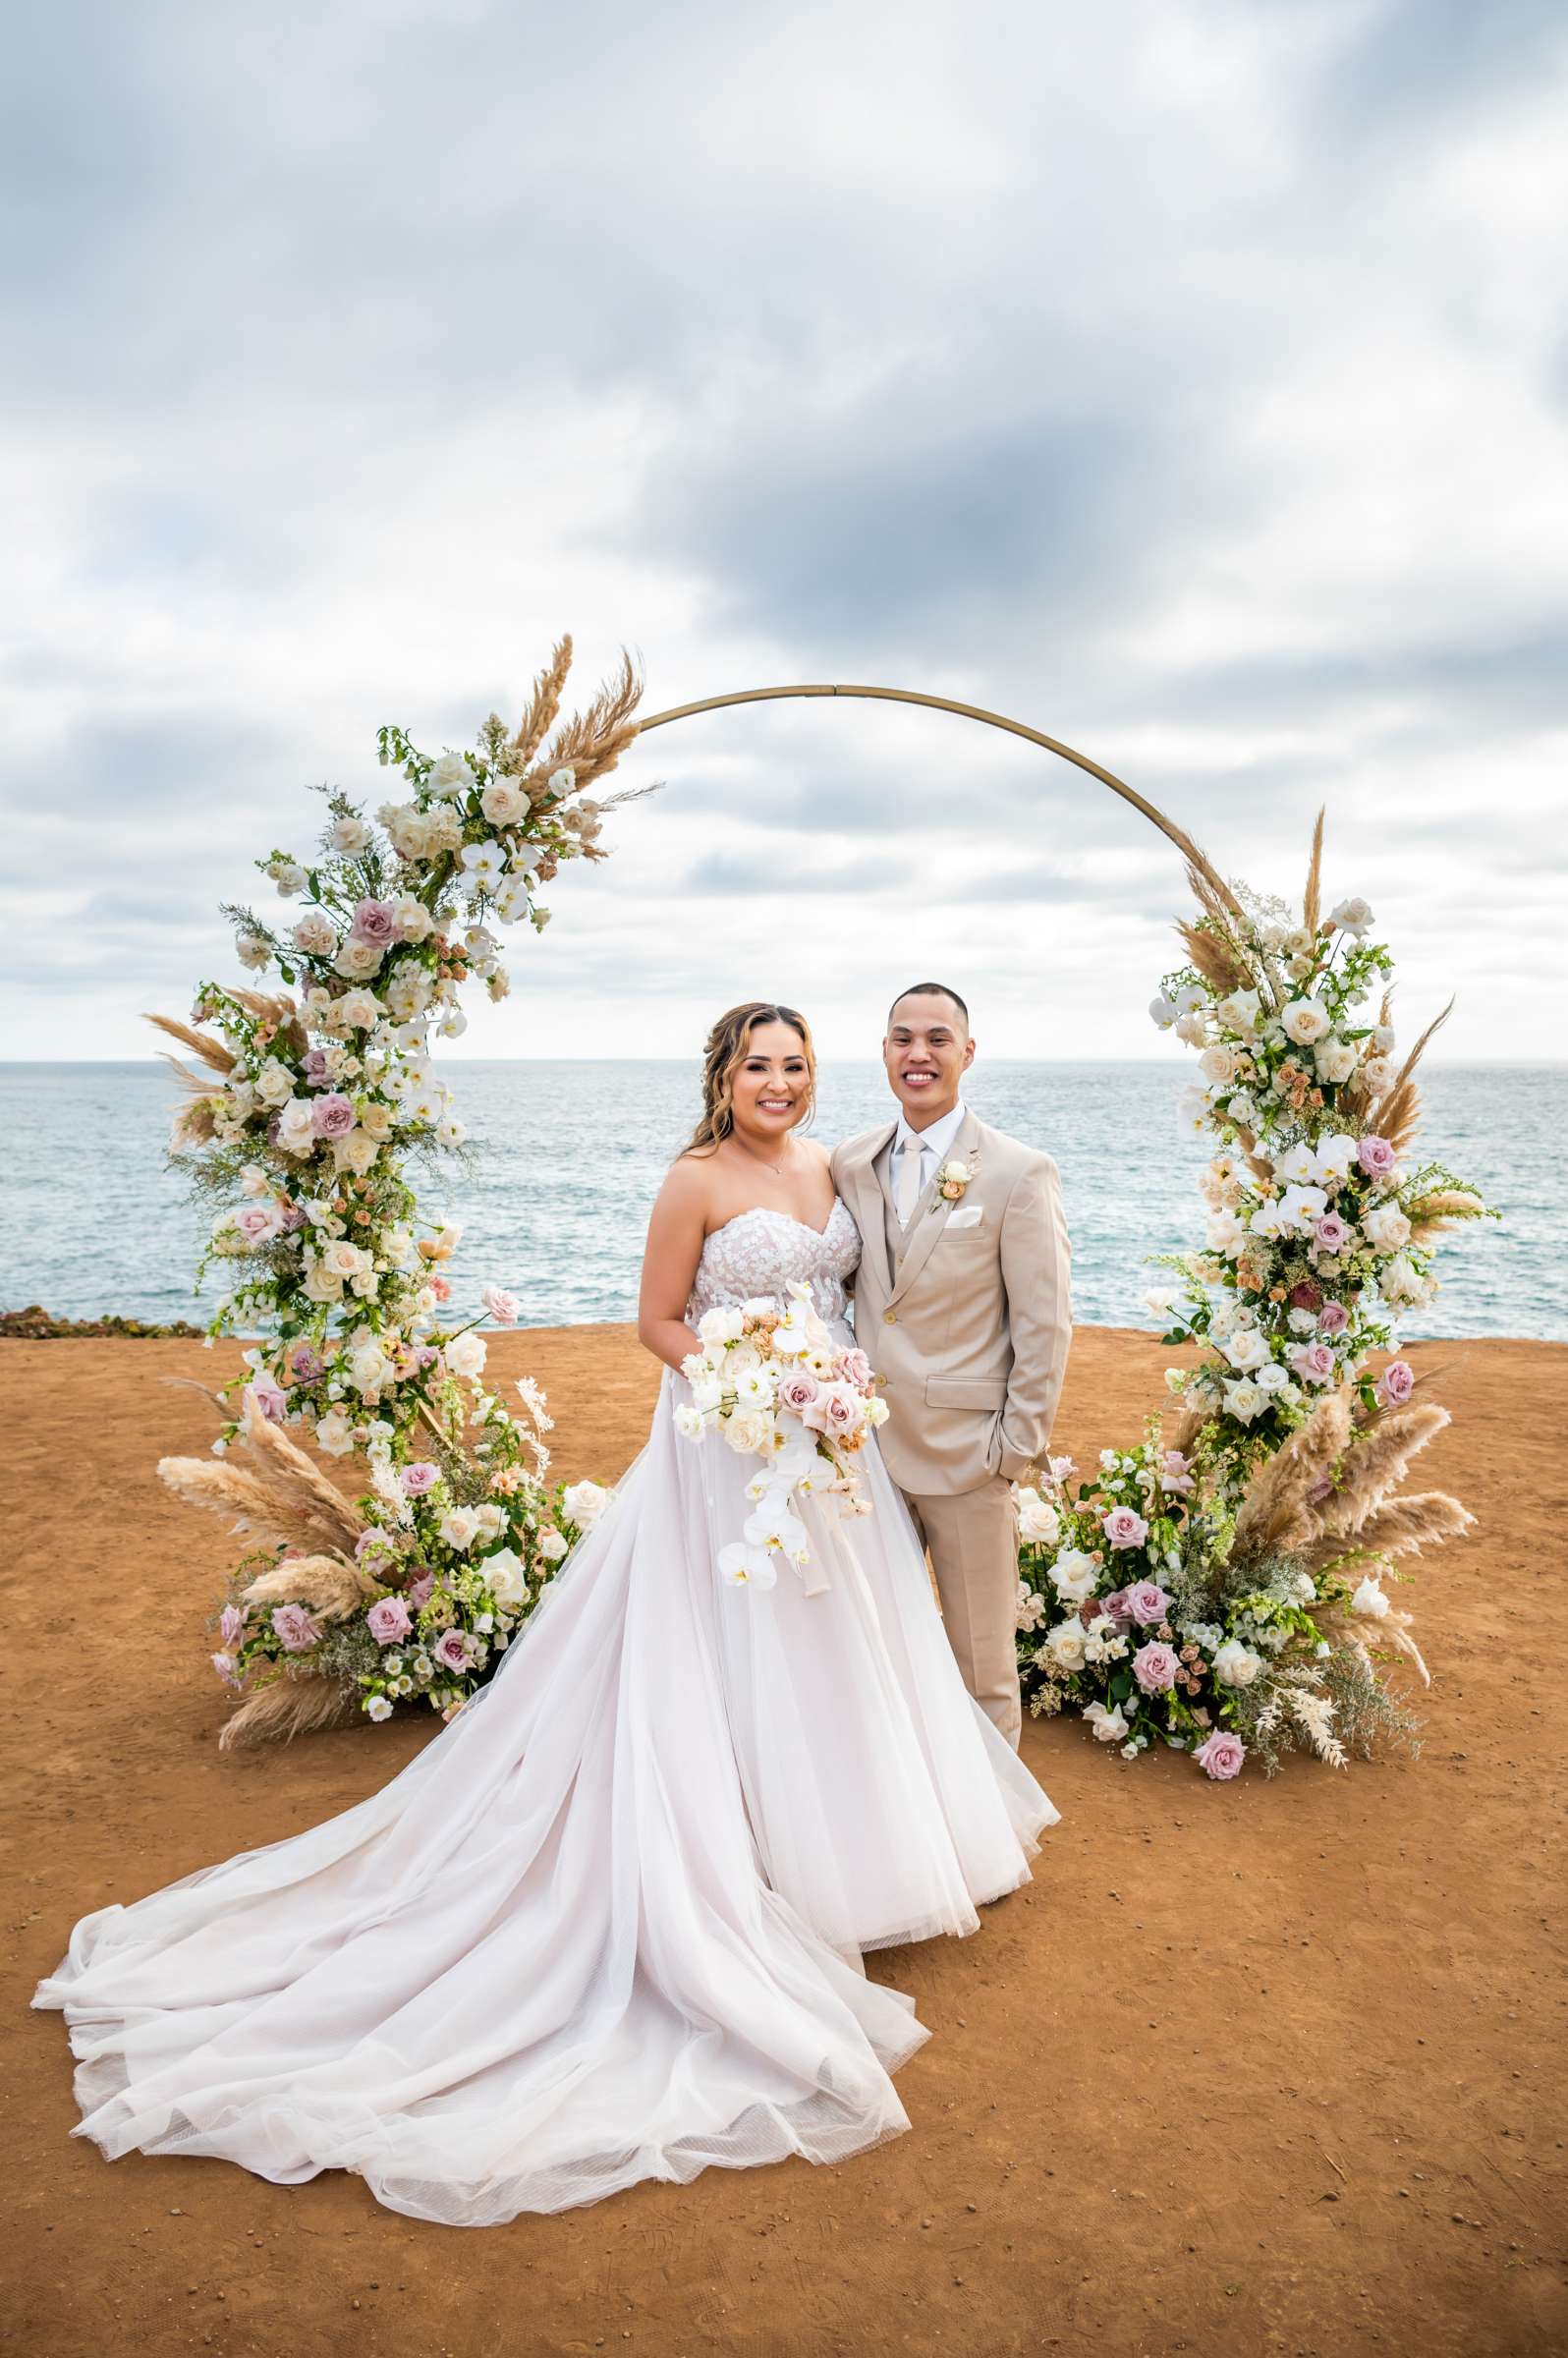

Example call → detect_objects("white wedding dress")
33 1200 1058 2225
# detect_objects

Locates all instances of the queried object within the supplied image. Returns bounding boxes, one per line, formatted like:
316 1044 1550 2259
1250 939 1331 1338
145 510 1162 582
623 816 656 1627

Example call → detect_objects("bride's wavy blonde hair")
684 1002 817 1158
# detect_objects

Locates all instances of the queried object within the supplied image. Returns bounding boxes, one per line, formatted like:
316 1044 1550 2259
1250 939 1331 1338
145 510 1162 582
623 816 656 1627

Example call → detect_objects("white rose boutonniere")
936 1156 974 1203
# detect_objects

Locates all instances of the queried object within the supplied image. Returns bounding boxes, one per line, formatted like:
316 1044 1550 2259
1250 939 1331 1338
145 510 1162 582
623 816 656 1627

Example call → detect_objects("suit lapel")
853 1122 898 1293
886 1108 982 1308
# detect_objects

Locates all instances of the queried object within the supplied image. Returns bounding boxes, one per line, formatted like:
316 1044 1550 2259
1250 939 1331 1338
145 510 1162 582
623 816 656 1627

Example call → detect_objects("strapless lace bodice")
687 1198 862 1325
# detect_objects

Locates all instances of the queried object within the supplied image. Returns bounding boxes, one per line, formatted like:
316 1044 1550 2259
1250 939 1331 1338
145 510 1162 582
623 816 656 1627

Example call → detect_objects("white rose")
1328 896 1373 937
1084 1701 1131 1743
333 1131 380 1174
1048 1547 1098 1604
674 1403 706 1440
335 987 382 1030
444 1329 488 1380
1223 1326 1271 1373
562 1480 611 1528
331 815 371 853
273 1097 317 1157
1363 1203 1412 1252
292 910 337 957
698 1305 746 1348
723 1409 772 1456
349 1339 392 1397
1043 1620 1088 1672
320 1238 368 1278
1351 1575 1390 1619
235 932 271 971
268 859 308 896
1378 1253 1425 1306
1213 1638 1264 1686
389 896 433 943
1253 1362 1291 1394
537 1529 568 1563
1199 1044 1239 1087
482 1547 530 1608
480 777 530 826
439 1506 481 1551
1314 1037 1358 1085
1281 997 1331 1046
548 765 576 795
334 937 385 981
1205 1207 1248 1259
1221 1377 1266 1424
315 1408 355 1456
1175 1011 1207 1047
1014 1488 1061 1545
1372 1025 1396 1054
1215 988 1260 1034
1362 1054 1395 1092
252 1057 294 1108
428 752 476 801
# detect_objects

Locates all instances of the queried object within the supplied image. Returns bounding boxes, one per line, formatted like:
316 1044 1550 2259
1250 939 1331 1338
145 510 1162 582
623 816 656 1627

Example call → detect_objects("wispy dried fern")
512 633 575 767
1308 1401 1451 1540
217 1669 361 1751
1174 918 1248 994
143 1014 236 1076
239 1551 379 1620
1303 806 1325 933
1330 1491 1476 1561
543 647 646 790
1232 1387 1355 1557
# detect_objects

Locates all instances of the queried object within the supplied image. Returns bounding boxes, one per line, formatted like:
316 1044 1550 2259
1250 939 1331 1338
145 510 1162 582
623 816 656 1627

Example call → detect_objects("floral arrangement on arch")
1014 815 1495 1779
153 638 647 1743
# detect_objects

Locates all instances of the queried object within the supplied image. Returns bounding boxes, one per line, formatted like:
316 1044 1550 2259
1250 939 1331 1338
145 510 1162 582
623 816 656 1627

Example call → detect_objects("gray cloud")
1 0 1564 1066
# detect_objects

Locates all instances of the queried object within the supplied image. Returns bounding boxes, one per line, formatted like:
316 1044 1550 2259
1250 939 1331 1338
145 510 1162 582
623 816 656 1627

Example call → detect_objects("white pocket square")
945 1205 983 1229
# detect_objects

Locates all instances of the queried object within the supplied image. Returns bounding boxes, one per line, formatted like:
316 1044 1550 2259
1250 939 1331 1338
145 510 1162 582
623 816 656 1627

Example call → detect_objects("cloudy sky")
4 0 1565 1070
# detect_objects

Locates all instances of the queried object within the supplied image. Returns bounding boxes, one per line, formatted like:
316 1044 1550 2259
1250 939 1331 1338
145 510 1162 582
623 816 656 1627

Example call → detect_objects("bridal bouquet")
676 1283 888 1591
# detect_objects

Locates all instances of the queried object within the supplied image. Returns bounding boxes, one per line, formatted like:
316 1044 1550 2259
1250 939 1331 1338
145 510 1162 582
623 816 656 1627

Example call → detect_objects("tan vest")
830 1109 1073 1497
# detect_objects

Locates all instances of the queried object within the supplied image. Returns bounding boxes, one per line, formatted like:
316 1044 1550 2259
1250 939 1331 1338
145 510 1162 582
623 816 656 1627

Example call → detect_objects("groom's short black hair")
887 982 970 1031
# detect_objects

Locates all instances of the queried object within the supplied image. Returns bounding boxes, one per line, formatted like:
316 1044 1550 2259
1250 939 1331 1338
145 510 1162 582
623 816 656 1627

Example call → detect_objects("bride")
33 1000 1058 2226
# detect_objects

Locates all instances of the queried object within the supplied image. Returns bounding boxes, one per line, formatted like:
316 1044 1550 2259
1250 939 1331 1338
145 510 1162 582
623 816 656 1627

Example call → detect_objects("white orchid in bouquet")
150 638 647 1741
676 1285 889 1591
1019 812 1494 1779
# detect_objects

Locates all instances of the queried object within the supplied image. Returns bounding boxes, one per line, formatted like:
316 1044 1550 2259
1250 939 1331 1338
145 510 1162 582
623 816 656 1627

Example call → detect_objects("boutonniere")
936 1154 975 1203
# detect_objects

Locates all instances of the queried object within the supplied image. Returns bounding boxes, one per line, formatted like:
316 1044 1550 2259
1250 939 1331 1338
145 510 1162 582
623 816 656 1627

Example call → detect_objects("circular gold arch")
634 682 1242 919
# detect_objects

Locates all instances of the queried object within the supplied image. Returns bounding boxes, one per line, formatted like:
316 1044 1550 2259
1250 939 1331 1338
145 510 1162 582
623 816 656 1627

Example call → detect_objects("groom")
831 984 1073 1749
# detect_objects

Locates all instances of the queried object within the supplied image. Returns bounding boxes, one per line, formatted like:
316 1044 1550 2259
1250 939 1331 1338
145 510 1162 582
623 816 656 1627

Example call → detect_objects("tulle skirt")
32 1357 1058 2224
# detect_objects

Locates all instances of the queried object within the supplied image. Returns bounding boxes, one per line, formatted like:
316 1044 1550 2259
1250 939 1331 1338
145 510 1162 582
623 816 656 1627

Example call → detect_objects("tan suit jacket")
830 1108 1073 1497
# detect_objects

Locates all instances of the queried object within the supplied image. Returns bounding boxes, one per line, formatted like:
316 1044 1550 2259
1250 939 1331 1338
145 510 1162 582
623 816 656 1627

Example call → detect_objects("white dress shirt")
891 1098 969 1226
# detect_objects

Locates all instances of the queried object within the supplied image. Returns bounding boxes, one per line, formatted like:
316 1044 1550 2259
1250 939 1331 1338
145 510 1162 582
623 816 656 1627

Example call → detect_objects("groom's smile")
883 983 977 1131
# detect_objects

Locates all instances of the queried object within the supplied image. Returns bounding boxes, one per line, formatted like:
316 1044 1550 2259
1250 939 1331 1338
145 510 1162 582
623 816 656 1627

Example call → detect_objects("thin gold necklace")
733 1129 795 1178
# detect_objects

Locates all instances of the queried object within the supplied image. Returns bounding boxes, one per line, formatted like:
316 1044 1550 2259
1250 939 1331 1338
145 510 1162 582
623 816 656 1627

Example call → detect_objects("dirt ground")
3 1323 1564 2358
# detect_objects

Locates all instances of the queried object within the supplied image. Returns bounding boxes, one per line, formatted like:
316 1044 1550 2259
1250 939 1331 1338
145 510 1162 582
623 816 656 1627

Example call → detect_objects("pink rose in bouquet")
1357 1135 1397 1178
1194 1729 1247 1780
777 1370 820 1417
1133 1640 1181 1693
367 1597 413 1646
1377 1358 1416 1405
406 1570 436 1611
432 1628 473 1673
270 1601 321 1653
402 1460 439 1496
1317 1300 1350 1336
1127 1581 1172 1627
1101 1505 1149 1549
1290 1341 1336 1384
311 1092 357 1139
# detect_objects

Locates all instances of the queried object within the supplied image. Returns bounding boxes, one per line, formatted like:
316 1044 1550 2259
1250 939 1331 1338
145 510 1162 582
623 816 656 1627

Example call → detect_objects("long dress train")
32 1200 1058 2224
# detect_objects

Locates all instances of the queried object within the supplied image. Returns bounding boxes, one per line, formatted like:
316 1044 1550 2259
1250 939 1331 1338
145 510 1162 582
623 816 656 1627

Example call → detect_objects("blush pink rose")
819 1385 861 1434
1133 1640 1181 1693
1194 1729 1247 1780
367 1597 413 1645
350 897 398 947
840 1348 872 1386
432 1628 472 1672
1290 1341 1336 1385
301 1047 331 1086
1101 1588 1134 1624
406 1571 435 1611
270 1602 320 1653
1127 1581 1172 1627
1377 1358 1416 1406
1101 1505 1149 1549
246 1373 287 1424
480 1284 520 1326
402 1460 439 1495
1313 1212 1351 1253
1317 1300 1351 1336
1357 1136 1397 1178
1161 1450 1195 1495
778 1371 820 1416
311 1092 357 1138
236 1202 282 1245
291 1342 325 1380
219 1603 245 1649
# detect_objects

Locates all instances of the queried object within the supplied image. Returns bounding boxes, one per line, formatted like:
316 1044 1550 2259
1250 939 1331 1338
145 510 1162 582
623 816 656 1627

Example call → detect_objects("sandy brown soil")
3 1323 1564 2358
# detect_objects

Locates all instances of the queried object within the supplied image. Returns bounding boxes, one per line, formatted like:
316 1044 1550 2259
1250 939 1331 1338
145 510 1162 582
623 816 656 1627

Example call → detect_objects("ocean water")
0 1060 1554 1342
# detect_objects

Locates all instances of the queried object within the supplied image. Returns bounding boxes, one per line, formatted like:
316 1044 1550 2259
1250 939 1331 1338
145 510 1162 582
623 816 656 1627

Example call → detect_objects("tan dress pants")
901 1476 1022 1749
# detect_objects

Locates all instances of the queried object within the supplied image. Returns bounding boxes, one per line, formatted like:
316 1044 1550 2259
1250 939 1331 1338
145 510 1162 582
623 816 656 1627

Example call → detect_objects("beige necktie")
894 1136 924 1226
